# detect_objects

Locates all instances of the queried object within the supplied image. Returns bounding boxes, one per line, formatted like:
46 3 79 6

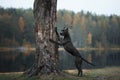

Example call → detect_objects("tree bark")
24 0 59 77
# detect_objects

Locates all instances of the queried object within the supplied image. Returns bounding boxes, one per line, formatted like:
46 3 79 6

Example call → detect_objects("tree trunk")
24 0 59 77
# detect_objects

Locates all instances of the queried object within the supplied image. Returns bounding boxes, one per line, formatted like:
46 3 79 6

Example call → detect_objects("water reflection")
0 48 35 72
59 50 120 70
0 47 120 72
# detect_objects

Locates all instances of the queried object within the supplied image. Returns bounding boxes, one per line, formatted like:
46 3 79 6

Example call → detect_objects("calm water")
0 47 120 72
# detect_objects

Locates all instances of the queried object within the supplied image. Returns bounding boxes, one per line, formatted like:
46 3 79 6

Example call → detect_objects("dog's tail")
81 57 95 66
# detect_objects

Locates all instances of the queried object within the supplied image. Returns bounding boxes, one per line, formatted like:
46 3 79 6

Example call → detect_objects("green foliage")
0 7 120 47
0 8 35 46
56 10 120 48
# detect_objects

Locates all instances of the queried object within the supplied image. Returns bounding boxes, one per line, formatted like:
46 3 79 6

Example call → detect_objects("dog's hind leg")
78 64 82 77
75 57 83 77
80 67 83 77
78 69 80 76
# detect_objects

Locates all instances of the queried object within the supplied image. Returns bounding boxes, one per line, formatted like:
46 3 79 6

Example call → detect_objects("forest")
0 7 120 72
0 7 120 48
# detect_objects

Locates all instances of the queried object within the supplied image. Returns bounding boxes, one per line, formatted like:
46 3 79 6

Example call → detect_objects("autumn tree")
63 11 72 26
18 16 25 32
24 0 59 77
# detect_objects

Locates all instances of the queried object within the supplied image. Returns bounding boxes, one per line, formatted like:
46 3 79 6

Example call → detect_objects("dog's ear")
66 27 68 31
64 27 67 29
63 27 68 31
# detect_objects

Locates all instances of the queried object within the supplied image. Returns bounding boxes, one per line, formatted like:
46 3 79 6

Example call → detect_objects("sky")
0 0 120 15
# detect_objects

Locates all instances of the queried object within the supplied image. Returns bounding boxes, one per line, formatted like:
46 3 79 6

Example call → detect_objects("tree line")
0 7 35 47
0 7 120 48
57 10 120 48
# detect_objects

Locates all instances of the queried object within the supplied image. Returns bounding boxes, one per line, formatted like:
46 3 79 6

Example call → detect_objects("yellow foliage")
0 13 12 19
18 16 25 32
88 32 92 45
73 14 80 27
63 11 72 25
81 16 86 31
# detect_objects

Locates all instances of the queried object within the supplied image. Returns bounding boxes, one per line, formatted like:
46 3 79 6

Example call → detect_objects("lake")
0 47 120 72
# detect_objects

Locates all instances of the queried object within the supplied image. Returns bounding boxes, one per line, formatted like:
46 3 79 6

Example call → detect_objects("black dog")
50 27 95 76
75 56 83 76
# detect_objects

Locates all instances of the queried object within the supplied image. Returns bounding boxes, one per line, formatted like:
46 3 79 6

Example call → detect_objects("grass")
65 66 120 80
0 67 120 80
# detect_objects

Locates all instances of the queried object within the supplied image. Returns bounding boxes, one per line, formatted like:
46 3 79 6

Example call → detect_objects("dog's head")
60 27 68 36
